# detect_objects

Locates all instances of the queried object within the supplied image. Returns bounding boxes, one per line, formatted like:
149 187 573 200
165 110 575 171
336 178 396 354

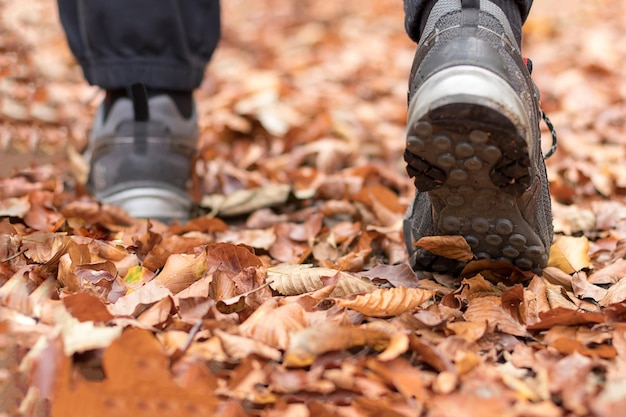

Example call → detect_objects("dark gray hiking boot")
403 0 554 274
86 85 198 223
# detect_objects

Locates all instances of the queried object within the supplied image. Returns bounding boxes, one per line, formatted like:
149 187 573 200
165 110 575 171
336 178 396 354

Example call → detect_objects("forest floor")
1 0 626 416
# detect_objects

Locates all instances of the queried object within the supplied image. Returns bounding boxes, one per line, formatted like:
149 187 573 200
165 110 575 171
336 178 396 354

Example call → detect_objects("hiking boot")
403 0 553 274
86 84 198 223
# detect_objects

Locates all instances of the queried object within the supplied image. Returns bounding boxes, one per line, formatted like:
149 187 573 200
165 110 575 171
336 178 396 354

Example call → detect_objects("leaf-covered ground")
1 1 626 416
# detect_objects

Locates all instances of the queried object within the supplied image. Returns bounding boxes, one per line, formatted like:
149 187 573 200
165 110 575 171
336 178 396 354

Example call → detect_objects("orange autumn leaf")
463 296 529 337
52 328 218 417
155 252 207 294
239 298 308 350
413 235 474 262
284 323 391 367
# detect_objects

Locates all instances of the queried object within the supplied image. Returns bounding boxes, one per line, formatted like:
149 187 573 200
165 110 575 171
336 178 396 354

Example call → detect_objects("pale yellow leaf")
331 287 434 317
413 235 473 262
267 264 377 297
548 236 590 274
200 184 291 217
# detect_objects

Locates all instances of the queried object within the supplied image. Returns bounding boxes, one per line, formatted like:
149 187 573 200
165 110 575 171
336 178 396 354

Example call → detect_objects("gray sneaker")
86 85 198 223
403 0 554 274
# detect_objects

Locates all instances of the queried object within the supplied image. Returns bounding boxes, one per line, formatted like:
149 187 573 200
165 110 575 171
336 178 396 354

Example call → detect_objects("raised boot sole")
404 66 548 274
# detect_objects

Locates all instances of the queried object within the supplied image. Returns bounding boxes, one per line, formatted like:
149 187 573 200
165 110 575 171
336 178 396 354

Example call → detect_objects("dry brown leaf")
155 252 208 294
52 328 218 417
284 323 391 367
108 280 172 317
446 321 488 343
366 357 427 403
548 235 591 274
377 332 410 361
55 307 123 356
600 278 626 306
527 307 605 331
413 235 474 262
463 296 529 337
137 296 174 327
588 258 626 285
571 271 608 301
239 298 308 350
267 264 377 297
214 329 282 361
331 287 434 317
62 293 114 323
200 184 291 216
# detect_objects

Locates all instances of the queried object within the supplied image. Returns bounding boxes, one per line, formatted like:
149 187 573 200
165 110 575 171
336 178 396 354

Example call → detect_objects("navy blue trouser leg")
57 0 529 90
57 0 221 90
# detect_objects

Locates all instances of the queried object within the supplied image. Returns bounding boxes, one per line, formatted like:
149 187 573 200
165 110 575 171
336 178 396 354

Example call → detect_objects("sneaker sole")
98 187 193 223
404 66 548 274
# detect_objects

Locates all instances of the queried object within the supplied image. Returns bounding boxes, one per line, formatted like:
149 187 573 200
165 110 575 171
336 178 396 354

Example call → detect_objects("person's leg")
57 0 221 222
404 0 532 44
57 0 220 90
402 0 553 274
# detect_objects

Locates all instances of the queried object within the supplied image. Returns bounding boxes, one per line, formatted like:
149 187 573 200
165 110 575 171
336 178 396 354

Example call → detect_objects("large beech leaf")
284 323 391 367
267 264 377 296
155 252 207 294
239 298 308 350
331 287 434 317
463 296 529 337
413 235 474 262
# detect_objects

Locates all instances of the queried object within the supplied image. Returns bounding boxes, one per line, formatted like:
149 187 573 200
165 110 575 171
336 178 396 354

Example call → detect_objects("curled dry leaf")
331 287 434 317
548 235 591 274
267 263 377 297
413 235 474 262
239 298 308 350
214 329 282 361
600 278 626 307
0 196 30 217
55 307 123 355
200 184 291 217
571 271 608 302
108 280 172 317
155 251 208 294
463 296 529 337
284 323 391 367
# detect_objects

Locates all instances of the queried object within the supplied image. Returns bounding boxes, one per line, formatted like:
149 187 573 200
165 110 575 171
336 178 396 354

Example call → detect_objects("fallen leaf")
215 329 282 361
284 323 390 367
200 184 291 217
413 235 474 262
155 252 208 294
267 264 377 297
239 298 308 350
52 328 218 416
331 287 434 317
600 278 626 306
548 236 591 274
463 296 529 337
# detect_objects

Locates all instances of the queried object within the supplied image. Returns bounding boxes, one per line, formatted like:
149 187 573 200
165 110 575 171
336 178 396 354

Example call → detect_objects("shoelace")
524 58 558 159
